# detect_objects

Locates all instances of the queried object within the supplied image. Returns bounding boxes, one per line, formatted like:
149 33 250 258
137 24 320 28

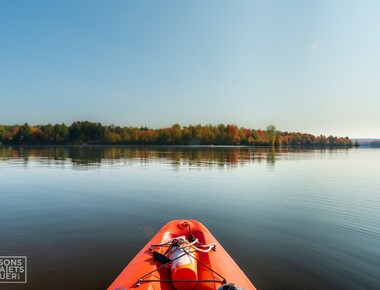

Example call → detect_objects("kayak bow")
108 220 256 290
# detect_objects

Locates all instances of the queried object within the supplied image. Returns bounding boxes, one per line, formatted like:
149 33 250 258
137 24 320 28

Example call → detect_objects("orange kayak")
108 220 256 290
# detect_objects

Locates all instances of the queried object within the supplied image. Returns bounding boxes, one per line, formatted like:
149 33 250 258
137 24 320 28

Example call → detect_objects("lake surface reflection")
0 146 282 167
0 146 379 289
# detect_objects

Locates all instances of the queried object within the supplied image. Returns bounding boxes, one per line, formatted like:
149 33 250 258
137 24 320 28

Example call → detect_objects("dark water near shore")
0 146 379 290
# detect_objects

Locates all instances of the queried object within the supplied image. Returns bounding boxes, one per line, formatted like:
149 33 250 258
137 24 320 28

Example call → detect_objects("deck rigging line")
135 236 227 287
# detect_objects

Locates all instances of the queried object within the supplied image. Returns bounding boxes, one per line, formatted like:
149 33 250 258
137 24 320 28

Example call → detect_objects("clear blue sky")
1 0 379 138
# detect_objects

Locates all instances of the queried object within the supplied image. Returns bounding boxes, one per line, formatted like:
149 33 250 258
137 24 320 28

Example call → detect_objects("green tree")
266 125 277 146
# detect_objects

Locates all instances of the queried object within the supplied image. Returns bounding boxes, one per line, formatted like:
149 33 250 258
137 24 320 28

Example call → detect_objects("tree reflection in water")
0 146 348 169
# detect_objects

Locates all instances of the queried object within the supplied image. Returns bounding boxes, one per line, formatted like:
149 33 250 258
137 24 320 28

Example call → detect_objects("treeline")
0 122 353 146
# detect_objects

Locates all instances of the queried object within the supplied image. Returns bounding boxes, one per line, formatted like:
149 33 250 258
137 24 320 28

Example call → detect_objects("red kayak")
108 220 256 290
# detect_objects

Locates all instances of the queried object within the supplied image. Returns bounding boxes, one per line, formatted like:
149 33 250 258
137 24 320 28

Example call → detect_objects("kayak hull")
108 220 256 290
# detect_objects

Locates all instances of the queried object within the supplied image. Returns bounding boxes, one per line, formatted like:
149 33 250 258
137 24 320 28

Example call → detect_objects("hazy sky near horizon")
1 0 379 138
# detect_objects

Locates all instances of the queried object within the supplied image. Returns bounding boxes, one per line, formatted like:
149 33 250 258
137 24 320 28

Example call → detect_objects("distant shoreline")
0 121 354 147
352 139 380 148
0 144 356 149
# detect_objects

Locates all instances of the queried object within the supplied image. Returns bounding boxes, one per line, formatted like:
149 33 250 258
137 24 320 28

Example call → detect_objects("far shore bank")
0 122 353 147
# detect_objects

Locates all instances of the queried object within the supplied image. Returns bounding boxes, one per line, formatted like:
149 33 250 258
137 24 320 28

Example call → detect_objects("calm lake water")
0 146 379 290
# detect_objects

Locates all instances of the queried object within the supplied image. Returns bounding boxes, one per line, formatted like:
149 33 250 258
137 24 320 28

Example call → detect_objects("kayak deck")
108 220 256 290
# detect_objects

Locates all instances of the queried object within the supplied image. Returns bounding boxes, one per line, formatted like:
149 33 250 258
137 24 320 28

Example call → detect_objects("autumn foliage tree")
226 124 239 144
